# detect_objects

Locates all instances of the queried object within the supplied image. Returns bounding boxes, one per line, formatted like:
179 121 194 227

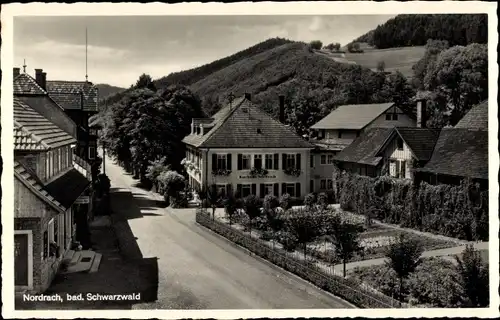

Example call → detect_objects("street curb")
195 221 358 309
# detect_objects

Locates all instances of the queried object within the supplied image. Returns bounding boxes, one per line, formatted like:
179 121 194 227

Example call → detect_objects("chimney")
244 93 251 101
34 69 46 90
279 95 285 123
42 72 47 90
13 67 20 78
416 99 427 128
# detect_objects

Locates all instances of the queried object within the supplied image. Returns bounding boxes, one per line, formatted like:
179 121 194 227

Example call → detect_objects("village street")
104 155 354 309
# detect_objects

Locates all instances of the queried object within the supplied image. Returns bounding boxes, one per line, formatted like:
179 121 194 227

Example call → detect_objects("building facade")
14 98 91 293
309 102 417 189
183 94 314 199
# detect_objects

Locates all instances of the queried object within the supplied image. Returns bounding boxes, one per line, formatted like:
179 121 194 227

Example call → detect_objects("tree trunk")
343 259 346 278
399 277 403 302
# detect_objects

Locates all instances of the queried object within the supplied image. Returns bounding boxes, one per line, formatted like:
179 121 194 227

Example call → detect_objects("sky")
14 15 395 88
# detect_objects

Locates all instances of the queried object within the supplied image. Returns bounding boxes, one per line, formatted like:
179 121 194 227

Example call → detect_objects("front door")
14 232 31 287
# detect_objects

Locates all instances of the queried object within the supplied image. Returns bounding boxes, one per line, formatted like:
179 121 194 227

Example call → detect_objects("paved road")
104 157 354 309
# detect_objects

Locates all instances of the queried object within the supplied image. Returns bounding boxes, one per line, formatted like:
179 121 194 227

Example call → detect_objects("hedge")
336 172 488 241
196 209 402 309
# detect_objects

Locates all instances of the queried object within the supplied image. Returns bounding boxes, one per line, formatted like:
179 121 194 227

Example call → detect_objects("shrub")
304 193 317 208
260 230 274 241
317 192 329 211
309 40 323 50
279 193 292 211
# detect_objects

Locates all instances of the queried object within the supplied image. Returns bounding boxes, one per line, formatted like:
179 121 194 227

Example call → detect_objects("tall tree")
285 209 324 259
135 73 157 91
327 215 365 277
385 234 424 301
243 195 262 235
454 245 489 307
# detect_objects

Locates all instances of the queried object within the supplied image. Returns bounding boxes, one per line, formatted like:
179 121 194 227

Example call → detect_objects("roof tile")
311 102 394 130
454 100 488 130
13 73 47 95
46 80 99 112
183 96 313 149
334 128 393 166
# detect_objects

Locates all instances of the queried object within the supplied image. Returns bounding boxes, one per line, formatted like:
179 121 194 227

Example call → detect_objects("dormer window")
257 128 262 134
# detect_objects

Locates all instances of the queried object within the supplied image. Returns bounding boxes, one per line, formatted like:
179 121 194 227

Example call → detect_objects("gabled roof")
46 80 99 112
13 73 47 95
416 128 488 180
14 161 66 214
182 96 314 149
334 128 393 166
45 168 91 208
310 102 394 130
454 100 488 131
375 127 441 161
14 98 76 151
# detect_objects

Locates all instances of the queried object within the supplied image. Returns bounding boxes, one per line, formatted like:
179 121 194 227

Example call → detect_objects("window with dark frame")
397 138 404 150
327 154 335 164
241 154 251 170
286 154 296 169
217 154 227 170
320 179 326 190
338 130 343 138
320 154 327 165
310 154 314 168
89 146 96 160
241 184 251 197
264 184 274 195
254 154 262 169
285 183 295 197
265 154 273 169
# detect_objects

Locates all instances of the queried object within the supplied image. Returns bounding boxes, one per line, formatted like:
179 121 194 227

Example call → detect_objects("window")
89 146 96 160
320 154 327 165
216 184 226 197
327 154 335 164
385 113 391 120
265 154 274 169
320 179 326 190
286 154 296 169
327 179 333 190
285 183 296 197
254 154 262 169
396 138 404 151
89 128 98 136
310 154 314 168
338 130 343 138
241 154 251 170
49 151 54 178
47 219 55 258
310 180 314 193
264 184 274 196
241 184 251 197
320 179 333 190
393 113 398 120
217 154 227 170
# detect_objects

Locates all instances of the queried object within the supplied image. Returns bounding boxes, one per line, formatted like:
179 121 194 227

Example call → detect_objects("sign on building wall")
238 175 277 179
74 196 90 204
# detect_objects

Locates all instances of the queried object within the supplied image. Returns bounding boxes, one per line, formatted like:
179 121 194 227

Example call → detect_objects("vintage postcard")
1 2 498 319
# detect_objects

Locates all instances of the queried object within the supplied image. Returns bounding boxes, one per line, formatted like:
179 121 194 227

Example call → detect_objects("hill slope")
103 37 293 106
188 42 399 127
95 84 126 100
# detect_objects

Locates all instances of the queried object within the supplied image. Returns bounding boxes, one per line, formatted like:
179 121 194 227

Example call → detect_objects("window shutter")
274 153 279 170
260 184 265 198
227 154 232 171
274 183 279 197
237 154 242 170
295 182 301 198
282 154 287 170
212 154 217 171
282 183 286 195
251 184 257 196
226 184 232 196
296 154 301 170
310 180 314 193
237 184 242 197
310 154 314 168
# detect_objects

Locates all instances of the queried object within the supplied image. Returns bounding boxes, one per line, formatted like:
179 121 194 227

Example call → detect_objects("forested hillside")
103 37 292 106
189 42 415 135
348 14 487 49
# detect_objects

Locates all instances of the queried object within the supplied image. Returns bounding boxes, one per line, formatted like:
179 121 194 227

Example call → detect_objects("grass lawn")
344 46 426 77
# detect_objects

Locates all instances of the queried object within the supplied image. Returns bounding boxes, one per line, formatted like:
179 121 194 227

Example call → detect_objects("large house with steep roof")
309 101 417 192
13 67 100 176
13 98 94 293
182 94 315 199
414 100 489 189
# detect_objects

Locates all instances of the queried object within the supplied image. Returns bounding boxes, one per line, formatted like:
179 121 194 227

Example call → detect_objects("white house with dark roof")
309 102 416 192
182 94 315 199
